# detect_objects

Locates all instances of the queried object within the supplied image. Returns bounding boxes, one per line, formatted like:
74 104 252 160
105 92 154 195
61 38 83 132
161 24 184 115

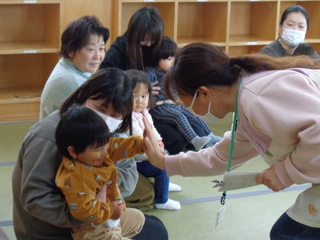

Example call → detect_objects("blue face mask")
187 92 220 123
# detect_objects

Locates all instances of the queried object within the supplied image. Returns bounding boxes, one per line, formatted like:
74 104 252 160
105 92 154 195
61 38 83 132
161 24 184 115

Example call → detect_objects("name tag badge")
215 203 226 228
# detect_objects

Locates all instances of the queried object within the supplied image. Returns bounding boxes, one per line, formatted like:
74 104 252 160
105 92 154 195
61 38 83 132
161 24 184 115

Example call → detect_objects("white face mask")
281 27 306 48
105 116 123 133
187 92 220 123
86 101 123 133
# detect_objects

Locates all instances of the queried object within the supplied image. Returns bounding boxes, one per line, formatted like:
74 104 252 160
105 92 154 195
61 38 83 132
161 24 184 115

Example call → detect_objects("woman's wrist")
156 154 166 170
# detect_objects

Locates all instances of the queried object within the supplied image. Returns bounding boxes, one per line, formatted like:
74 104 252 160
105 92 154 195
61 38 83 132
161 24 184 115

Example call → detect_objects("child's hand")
143 117 166 170
111 200 124 220
158 140 168 155
158 140 164 150
140 138 147 153
151 81 161 95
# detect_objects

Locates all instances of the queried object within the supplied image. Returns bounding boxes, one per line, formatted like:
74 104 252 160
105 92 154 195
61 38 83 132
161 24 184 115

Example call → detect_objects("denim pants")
270 212 320 240
136 161 169 204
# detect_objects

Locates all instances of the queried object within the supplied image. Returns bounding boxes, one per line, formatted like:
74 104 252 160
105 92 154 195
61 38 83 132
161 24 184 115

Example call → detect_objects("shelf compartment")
0 42 59 55
0 53 59 122
228 35 273 46
177 1 228 46
230 0 277 2
306 43 320 55
228 45 266 57
304 39 320 44
0 87 42 104
0 87 41 122
118 0 174 2
229 1 277 46
0 54 59 89
0 1 60 122
0 0 59 3
0 4 60 52
115 1 175 40
177 37 226 48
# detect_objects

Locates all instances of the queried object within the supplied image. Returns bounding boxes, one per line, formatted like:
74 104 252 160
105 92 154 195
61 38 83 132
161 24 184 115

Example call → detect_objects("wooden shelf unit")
115 0 320 57
0 1 60 122
1 0 320 122
0 0 114 123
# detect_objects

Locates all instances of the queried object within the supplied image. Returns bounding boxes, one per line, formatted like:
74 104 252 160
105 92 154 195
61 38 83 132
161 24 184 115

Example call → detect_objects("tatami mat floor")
0 115 308 240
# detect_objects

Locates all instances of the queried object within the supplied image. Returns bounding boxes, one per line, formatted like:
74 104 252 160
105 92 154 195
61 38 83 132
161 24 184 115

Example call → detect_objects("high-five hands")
142 117 166 170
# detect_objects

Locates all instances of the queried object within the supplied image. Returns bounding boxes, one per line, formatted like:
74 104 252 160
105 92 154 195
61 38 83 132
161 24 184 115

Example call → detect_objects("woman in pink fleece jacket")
143 42 320 239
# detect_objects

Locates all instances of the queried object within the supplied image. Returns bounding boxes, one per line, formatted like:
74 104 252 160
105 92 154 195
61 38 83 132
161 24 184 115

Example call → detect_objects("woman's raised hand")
142 117 166 170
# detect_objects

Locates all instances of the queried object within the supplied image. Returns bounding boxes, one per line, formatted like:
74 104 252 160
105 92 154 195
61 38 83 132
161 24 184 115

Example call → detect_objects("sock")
191 136 211 151
169 182 182 192
155 199 181 210
208 132 215 138
206 133 222 147
105 218 120 228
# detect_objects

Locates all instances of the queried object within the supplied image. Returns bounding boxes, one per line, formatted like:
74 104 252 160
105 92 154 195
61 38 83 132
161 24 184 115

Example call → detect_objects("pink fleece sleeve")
165 130 259 177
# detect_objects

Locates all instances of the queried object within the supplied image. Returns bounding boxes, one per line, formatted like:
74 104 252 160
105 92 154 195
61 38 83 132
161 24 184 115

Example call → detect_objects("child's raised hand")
110 200 124 220
158 140 164 150
158 140 168 156
142 117 166 170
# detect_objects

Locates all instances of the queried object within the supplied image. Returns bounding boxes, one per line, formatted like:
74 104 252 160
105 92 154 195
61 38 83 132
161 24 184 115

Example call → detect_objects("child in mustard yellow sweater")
55 106 147 240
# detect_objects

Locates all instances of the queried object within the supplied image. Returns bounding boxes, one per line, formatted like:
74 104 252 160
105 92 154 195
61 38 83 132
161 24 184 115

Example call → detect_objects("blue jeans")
136 161 169 204
270 213 320 240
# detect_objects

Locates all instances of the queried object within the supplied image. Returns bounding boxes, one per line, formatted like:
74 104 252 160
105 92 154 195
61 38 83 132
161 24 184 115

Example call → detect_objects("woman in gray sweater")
12 68 168 240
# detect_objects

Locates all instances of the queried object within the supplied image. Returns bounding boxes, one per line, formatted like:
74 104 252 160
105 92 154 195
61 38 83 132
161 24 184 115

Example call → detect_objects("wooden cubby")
0 0 114 123
1 0 320 122
0 1 60 122
228 1 278 48
177 1 228 47
115 0 320 56
113 0 176 40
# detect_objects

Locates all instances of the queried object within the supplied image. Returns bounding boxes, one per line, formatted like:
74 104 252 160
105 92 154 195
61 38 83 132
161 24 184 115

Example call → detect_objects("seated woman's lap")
134 214 168 240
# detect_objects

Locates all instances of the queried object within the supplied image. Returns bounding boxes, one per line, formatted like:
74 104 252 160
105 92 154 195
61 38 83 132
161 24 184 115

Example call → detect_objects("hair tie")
229 57 236 66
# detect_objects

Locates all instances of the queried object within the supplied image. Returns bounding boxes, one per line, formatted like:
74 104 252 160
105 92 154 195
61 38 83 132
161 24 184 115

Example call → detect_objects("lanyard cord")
221 78 242 205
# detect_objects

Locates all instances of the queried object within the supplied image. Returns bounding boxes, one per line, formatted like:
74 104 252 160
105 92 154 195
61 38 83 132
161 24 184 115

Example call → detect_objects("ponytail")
232 54 320 73
165 42 320 98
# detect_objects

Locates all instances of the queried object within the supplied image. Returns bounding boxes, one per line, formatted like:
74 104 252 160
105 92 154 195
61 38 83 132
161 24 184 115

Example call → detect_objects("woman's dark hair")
60 68 133 133
280 5 309 30
125 7 164 70
60 15 110 58
164 42 320 99
125 69 155 108
153 36 178 67
56 105 110 160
